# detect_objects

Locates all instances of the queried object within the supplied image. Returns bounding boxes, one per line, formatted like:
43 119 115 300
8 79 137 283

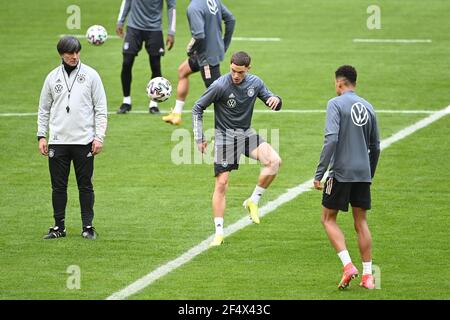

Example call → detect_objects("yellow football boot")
162 111 182 125
209 234 224 247
243 199 260 224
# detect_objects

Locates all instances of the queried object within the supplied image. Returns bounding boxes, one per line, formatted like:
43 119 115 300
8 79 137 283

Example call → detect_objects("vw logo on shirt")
54 84 64 94
351 102 369 126
227 99 236 108
207 0 218 15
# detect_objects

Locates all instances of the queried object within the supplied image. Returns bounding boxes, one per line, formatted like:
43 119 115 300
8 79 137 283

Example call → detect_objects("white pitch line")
0 112 38 117
0 109 437 117
381 105 450 149
232 37 281 42
59 34 122 39
353 38 432 44
106 105 450 300
59 34 281 42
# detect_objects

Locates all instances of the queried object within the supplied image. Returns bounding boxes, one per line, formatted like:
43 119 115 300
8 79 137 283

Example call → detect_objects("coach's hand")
92 140 103 156
266 96 281 110
197 141 207 154
38 138 48 156
116 24 124 38
314 180 323 190
166 35 174 51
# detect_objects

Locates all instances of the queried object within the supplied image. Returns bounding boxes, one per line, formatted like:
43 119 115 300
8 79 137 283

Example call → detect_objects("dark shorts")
322 177 371 212
214 134 265 177
188 57 221 88
123 27 165 56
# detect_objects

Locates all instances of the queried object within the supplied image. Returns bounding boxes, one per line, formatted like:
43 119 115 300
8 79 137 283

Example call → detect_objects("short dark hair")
57 36 82 54
231 51 251 67
335 65 357 85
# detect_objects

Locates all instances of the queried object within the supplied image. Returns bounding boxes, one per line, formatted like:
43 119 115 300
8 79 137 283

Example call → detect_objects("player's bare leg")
353 207 375 289
321 208 346 252
176 60 192 101
213 171 229 219
251 142 282 188
243 142 282 224
162 60 192 125
352 207 372 262
210 171 229 246
322 208 359 289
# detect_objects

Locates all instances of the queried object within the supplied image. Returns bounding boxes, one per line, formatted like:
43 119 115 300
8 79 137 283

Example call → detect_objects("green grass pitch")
0 0 449 299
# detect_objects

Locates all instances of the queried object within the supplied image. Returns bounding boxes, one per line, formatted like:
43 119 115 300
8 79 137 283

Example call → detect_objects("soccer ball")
86 25 108 46
146 77 172 102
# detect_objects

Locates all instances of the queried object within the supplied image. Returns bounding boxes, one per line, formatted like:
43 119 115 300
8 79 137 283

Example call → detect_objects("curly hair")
335 65 357 85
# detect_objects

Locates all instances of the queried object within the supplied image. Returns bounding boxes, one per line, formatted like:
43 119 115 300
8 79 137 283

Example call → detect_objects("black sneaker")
117 103 132 114
43 226 66 239
149 106 160 114
82 226 98 240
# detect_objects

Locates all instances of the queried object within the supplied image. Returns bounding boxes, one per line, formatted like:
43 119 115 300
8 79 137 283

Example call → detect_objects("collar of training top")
61 60 81 76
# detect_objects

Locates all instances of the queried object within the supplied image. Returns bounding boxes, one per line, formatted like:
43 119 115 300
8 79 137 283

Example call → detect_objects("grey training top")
315 91 380 183
187 0 235 66
192 73 281 144
117 0 176 35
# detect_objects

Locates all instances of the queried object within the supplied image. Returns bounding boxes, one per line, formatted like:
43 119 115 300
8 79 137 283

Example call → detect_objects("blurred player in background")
116 0 176 114
163 0 235 125
314 65 380 290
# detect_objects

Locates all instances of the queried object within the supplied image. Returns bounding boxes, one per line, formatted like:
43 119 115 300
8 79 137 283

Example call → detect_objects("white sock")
337 250 352 267
214 217 224 235
149 100 158 108
362 261 372 275
249 185 266 205
173 100 185 114
123 96 131 105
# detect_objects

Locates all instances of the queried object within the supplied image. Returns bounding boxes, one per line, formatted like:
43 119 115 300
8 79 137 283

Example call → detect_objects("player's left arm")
166 0 176 50
258 80 282 111
221 4 236 52
91 71 108 155
368 114 381 178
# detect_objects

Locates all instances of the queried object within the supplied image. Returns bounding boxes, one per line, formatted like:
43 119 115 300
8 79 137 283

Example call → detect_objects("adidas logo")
87 152 92 158
229 93 235 98
56 79 61 83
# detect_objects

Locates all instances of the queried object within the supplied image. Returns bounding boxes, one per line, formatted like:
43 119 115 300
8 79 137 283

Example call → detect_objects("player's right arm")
192 82 222 152
37 73 53 156
186 6 206 58
221 3 236 52
314 100 340 186
165 0 176 50
91 71 108 155
116 0 132 37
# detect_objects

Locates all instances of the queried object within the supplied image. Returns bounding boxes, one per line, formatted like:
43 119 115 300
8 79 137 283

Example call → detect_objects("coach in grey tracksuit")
37 36 107 240
192 51 281 246
314 65 380 286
